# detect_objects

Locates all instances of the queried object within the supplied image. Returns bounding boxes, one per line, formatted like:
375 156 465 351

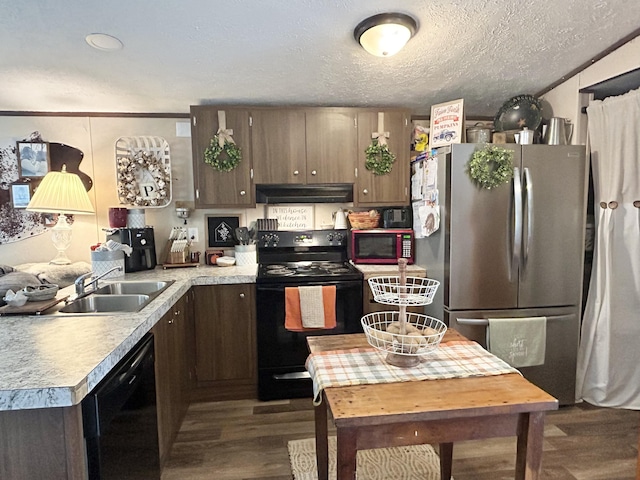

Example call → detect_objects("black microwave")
350 229 414 264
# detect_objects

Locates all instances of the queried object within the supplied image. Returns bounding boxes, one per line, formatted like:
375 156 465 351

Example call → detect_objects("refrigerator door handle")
457 314 574 326
457 318 490 326
523 167 534 270
510 167 522 282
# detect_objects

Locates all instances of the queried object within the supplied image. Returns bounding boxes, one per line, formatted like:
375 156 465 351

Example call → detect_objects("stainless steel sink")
59 294 150 314
93 281 172 296
50 280 175 315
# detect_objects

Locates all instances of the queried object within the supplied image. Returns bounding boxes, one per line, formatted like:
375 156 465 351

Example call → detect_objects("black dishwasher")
82 333 160 479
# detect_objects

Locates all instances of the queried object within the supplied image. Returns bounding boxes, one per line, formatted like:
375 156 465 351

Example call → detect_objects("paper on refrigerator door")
413 201 440 238
411 159 425 201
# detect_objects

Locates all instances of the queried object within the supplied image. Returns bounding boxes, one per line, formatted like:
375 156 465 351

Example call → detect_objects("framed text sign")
429 99 464 148
267 205 314 230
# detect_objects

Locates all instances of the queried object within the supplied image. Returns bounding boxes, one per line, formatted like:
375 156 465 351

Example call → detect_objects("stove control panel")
257 229 348 248
326 232 345 244
293 233 313 244
259 233 280 247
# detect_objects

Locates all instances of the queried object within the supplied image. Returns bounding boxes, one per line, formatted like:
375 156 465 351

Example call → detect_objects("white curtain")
576 87 640 408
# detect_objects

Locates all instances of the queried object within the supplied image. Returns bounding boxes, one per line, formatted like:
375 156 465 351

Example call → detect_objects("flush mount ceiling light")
85 33 123 51
354 13 418 57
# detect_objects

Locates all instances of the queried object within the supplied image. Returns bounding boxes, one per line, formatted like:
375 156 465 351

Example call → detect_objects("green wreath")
466 145 514 190
204 135 242 172
365 139 396 175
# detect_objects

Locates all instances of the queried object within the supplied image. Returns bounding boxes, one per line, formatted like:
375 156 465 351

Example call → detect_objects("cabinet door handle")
310 170 317 176
293 170 299 176
168 319 174 324
174 310 180 315
239 293 245 298
240 190 246 196
363 189 369 195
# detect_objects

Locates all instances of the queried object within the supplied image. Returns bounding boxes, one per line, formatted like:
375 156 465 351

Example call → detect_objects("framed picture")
266 205 314 230
206 214 244 248
17 141 51 178
10 183 32 209
429 99 464 148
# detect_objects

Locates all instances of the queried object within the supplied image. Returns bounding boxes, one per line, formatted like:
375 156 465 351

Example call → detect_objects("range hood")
255 184 353 204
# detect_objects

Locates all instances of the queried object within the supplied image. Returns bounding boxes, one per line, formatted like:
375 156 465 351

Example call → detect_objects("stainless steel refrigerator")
417 143 588 405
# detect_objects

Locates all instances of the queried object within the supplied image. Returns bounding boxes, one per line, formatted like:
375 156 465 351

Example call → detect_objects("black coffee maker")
106 227 157 272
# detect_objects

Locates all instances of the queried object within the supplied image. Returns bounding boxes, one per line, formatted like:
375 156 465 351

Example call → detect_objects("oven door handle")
272 371 311 380
257 283 359 292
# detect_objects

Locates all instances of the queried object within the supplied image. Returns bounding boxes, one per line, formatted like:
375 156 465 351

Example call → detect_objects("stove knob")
327 233 334 241
335 232 344 243
272 235 280 245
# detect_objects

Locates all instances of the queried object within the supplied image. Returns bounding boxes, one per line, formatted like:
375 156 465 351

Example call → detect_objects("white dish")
216 256 236 267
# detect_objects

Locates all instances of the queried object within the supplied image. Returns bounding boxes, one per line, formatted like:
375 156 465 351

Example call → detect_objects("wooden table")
307 330 558 480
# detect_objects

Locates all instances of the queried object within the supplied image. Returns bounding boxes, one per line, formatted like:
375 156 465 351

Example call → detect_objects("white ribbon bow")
371 112 389 146
217 110 236 147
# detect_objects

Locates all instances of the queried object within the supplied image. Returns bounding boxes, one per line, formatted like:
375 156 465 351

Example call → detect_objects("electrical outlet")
188 227 199 243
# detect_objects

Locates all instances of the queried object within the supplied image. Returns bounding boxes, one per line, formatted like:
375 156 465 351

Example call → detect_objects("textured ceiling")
0 0 639 117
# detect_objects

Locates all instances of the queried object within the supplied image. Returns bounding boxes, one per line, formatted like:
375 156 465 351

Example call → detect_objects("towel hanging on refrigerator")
487 317 547 368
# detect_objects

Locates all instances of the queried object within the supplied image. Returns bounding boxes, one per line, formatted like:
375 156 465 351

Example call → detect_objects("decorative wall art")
206 214 242 247
17 141 50 178
115 136 172 207
0 132 93 244
267 205 314 230
429 99 464 148
10 183 32 208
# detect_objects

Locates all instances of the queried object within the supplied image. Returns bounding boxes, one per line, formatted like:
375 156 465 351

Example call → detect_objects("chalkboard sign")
267 205 314 230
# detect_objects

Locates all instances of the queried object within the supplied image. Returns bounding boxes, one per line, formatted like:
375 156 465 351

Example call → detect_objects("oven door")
256 279 363 400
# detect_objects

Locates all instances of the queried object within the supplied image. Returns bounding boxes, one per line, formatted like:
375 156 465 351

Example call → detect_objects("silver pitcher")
543 117 573 145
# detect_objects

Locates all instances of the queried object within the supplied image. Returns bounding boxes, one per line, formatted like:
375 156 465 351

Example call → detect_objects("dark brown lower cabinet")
0 405 86 480
154 290 193 468
0 291 195 479
192 284 257 401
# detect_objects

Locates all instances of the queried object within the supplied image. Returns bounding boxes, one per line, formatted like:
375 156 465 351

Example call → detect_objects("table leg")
315 396 329 480
439 442 453 480
336 427 357 480
515 411 546 480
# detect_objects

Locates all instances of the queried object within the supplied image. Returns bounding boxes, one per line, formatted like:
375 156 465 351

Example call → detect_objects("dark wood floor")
162 398 639 480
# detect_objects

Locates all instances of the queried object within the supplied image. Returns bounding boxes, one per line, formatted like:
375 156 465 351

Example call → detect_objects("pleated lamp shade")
27 165 94 215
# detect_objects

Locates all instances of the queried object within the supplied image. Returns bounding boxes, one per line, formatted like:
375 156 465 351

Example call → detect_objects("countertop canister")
127 208 146 229
466 123 492 143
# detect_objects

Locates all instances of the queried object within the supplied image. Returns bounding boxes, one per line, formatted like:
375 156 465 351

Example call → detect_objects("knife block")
162 240 189 264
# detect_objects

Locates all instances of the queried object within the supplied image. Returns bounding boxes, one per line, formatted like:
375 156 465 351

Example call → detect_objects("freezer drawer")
447 307 578 405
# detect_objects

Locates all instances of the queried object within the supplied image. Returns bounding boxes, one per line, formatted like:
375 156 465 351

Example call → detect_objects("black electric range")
255 229 363 400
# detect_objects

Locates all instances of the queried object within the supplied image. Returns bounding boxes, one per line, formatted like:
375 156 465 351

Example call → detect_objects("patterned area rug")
288 437 450 480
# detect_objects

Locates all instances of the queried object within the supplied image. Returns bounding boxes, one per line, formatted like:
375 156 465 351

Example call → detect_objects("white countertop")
0 262 427 412
0 264 257 412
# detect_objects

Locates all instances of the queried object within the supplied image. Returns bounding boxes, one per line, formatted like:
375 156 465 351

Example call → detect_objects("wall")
541 36 640 144
0 116 350 266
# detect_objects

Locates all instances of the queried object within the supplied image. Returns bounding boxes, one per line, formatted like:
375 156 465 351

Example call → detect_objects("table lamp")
26 165 95 265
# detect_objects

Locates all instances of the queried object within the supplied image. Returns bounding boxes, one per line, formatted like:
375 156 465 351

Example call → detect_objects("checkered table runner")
306 340 520 405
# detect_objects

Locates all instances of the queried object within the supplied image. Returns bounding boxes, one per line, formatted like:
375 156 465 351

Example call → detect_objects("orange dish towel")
285 286 337 332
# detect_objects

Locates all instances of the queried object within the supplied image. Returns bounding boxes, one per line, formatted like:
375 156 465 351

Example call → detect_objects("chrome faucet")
73 267 123 298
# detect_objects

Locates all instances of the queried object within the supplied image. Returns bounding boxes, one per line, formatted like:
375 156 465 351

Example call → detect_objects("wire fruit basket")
368 276 439 306
362 311 446 356
363 259 445 367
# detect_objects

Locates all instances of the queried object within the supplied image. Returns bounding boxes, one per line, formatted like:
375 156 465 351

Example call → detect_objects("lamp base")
49 251 72 265
49 214 73 265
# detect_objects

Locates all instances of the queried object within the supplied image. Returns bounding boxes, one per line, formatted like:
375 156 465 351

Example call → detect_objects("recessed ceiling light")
354 13 418 57
85 33 123 51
